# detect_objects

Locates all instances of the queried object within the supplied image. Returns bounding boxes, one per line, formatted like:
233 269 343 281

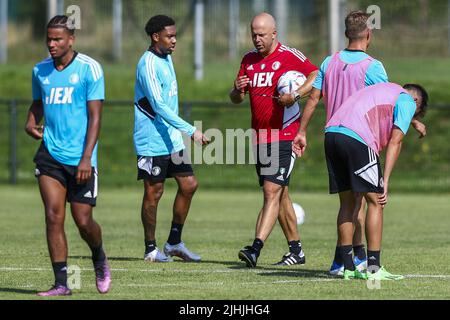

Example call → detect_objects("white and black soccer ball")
277 70 307 95
292 202 306 225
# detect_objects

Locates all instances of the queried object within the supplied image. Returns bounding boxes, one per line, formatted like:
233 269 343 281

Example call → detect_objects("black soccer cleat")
274 251 306 266
238 246 258 268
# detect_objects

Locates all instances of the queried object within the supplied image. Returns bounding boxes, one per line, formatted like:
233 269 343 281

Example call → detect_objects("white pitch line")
405 274 450 279
2 267 450 280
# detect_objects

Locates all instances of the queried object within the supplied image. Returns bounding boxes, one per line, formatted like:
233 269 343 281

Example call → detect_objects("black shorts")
255 140 296 187
137 149 194 183
325 132 384 194
33 143 98 206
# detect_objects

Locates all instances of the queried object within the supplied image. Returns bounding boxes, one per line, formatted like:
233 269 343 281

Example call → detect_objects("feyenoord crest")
272 61 281 70
69 73 79 84
152 166 161 176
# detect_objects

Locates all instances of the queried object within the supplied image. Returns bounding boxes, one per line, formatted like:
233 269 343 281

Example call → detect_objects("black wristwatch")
293 92 301 102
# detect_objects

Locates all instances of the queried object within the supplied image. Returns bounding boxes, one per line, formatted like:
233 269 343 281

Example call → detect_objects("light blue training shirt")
133 50 196 157
32 52 105 167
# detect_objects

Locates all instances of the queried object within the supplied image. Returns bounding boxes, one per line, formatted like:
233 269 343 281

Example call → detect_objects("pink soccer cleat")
94 259 112 294
37 285 72 297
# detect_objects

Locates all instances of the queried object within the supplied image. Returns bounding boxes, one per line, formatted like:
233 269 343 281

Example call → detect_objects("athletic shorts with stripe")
137 149 194 183
33 143 98 206
324 132 384 194
254 140 296 187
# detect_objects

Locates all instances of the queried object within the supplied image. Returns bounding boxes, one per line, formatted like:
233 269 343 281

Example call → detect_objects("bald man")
230 13 318 267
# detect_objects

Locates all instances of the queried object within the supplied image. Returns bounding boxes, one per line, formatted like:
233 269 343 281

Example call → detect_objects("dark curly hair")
47 15 75 35
145 15 175 37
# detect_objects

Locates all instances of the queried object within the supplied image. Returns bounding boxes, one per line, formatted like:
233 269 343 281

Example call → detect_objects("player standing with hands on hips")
26 15 111 296
230 12 318 267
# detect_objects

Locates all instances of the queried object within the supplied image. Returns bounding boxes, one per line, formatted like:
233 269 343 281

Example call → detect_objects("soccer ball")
277 70 307 95
292 202 305 225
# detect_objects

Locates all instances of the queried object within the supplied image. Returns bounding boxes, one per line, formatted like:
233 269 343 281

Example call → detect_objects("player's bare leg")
353 199 366 246
38 175 68 265
72 202 111 293
336 191 364 277
352 198 367 271
162 174 201 262
142 180 164 242
256 181 284 241
364 192 383 267
239 181 283 267
274 187 305 265
71 203 102 249
277 187 299 242
172 175 198 224
141 180 172 262
37 175 70 295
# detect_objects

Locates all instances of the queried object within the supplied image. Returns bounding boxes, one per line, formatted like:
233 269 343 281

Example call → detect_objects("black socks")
367 250 381 269
353 245 367 261
90 244 106 264
288 240 302 255
52 262 68 287
167 222 184 245
145 240 157 254
252 238 264 256
339 245 355 271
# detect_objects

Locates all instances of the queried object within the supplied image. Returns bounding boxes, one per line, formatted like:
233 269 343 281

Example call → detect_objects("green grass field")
0 186 449 300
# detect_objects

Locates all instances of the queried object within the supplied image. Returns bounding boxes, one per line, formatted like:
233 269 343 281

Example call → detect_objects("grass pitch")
0 185 449 300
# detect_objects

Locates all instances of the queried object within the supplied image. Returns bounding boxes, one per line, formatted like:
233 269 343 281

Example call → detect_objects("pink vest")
323 52 373 122
326 83 407 155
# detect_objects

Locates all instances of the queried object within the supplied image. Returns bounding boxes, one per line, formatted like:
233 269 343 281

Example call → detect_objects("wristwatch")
293 92 301 102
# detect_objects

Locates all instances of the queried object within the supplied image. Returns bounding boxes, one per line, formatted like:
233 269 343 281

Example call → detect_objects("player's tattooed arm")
25 100 44 140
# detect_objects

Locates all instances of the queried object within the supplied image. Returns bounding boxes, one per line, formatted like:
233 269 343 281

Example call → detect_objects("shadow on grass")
227 264 333 279
69 255 141 262
257 268 332 279
0 287 37 295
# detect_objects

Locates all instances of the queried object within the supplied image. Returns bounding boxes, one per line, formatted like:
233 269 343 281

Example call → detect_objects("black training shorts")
254 140 296 187
34 143 98 206
325 132 384 194
137 149 194 183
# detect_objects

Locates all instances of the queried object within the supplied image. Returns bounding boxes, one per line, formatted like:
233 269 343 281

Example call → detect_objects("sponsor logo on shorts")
35 168 41 177
152 166 161 176
279 167 286 175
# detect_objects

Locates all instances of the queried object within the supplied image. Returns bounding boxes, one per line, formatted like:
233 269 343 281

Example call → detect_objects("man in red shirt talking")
230 12 318 267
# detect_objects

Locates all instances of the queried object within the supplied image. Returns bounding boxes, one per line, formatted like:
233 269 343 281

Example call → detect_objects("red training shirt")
237 42 318 144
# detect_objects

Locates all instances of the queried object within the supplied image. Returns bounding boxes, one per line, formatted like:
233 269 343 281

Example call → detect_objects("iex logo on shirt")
46 87 75 104
251 72 274 88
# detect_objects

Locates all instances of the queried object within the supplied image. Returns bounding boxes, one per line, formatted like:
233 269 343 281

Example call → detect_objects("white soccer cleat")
164 242 201 262
144 247 173 262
